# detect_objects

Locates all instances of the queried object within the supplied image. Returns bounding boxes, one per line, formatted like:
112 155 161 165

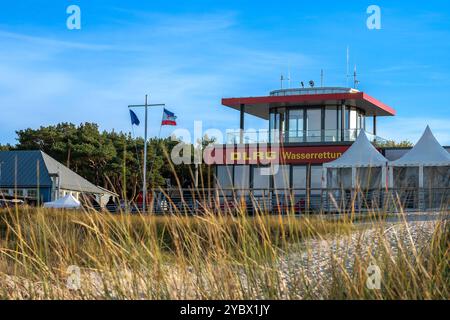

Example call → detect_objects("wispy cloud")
379 117 450 146
0 11 311 144
0 30 114 51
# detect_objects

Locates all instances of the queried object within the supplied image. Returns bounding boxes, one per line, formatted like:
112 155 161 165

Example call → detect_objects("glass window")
349 109 357 129
252 166 270 196
27 189 37 199
306 109 322 142
345 108 358 140
288 109 304 142
216 165 233 190
292 166 307 195
324 107 338 142
272 165 290 194
234 165 250 189
270 109 285 143
310 166 323 195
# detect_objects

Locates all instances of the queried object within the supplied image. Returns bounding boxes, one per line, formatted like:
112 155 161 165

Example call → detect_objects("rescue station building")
207 87 449 210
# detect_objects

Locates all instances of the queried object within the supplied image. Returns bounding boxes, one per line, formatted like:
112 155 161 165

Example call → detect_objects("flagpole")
128 97 165 213
143 94 148 213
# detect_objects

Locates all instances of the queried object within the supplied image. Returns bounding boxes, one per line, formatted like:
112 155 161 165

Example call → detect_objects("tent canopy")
43 194 81 209
324 131 388 168
391 126 450 167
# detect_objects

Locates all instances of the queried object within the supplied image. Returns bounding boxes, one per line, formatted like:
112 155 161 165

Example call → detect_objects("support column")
340 100 346 141
419 165 424 210
373 115 377 136
240 104 245 144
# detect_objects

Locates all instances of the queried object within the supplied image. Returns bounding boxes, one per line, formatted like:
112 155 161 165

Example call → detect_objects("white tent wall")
355 167 384 190
423 166 450 209
389 126 450 210
322 131 390 212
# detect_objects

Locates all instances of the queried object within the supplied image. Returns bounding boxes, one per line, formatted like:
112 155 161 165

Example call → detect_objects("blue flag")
129 110 140 126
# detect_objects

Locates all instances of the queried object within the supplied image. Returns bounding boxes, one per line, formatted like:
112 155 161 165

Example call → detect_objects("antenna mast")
346 46 350 87
320 69 324 87
287 67 291 89
353 65 360 88
280 74 284 89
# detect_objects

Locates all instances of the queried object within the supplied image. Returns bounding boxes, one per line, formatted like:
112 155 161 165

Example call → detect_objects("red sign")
204 145 350 165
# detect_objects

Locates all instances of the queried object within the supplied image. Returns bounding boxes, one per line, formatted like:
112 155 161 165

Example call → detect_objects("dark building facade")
0 150 113 205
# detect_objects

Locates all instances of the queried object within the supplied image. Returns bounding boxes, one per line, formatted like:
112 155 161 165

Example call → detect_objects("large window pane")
216 165 233 190
292 166 307 195
288 109 304 142
324 107 338 142
270 109 286 143
310 166 323 195
234 165 250 196
252 166 270 196
234 165 250 189
306 109 322 142
273 165 290 194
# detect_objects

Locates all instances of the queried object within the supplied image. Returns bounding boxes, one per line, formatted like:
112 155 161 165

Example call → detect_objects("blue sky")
0 0 449 145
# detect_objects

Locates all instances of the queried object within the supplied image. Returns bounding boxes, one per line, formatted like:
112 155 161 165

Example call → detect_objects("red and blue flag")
162 108 177 126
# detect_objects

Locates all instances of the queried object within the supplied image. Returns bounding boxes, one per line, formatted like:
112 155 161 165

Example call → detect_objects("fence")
112 187 449 215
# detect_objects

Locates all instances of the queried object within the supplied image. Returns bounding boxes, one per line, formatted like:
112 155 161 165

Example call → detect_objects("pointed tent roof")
324 131 388 168
43 194 81 209
391 126 450 167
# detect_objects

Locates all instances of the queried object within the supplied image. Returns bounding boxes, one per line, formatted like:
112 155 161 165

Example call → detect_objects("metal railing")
226 129 386 144
270 87 358 96
101 187 449 215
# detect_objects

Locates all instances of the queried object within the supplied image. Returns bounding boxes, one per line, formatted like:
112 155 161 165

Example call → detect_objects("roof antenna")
320 69 324 87
280 74 284 89
346 46 350 87
287 66 291 89
353 65 360 88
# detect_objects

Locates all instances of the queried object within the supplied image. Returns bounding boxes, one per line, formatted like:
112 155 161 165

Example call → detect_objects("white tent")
390 126 450 167
44 194 81 209
323 131 388 189
389 126 450 209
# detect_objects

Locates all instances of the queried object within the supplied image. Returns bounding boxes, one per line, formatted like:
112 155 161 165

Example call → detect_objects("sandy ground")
278 212 445 298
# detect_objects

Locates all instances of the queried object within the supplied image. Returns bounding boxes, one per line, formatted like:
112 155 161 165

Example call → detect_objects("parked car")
0 199 25 208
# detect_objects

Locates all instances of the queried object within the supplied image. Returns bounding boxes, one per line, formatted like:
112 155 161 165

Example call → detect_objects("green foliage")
376 139 413 148
0 144 13 151
9 122 214 199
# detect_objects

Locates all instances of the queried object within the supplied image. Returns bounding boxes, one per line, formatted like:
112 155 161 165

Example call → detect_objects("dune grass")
0 202 448 300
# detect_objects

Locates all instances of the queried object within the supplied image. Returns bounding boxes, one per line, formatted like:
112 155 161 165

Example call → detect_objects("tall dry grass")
0 203 448 300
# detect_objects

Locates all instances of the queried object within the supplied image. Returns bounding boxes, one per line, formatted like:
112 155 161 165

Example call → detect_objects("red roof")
222 92 395 119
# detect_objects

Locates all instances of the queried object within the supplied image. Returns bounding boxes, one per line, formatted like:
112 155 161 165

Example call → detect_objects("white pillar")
388 166 394 188
322 167 328 189
418 165 424 210
381 166 387 189
351 167 356 188
418 166 424 188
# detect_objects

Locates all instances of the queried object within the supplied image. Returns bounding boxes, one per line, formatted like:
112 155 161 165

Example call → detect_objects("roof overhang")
222 92 396 120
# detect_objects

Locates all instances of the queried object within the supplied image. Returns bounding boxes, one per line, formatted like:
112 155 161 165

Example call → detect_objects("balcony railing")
226 129 386 144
